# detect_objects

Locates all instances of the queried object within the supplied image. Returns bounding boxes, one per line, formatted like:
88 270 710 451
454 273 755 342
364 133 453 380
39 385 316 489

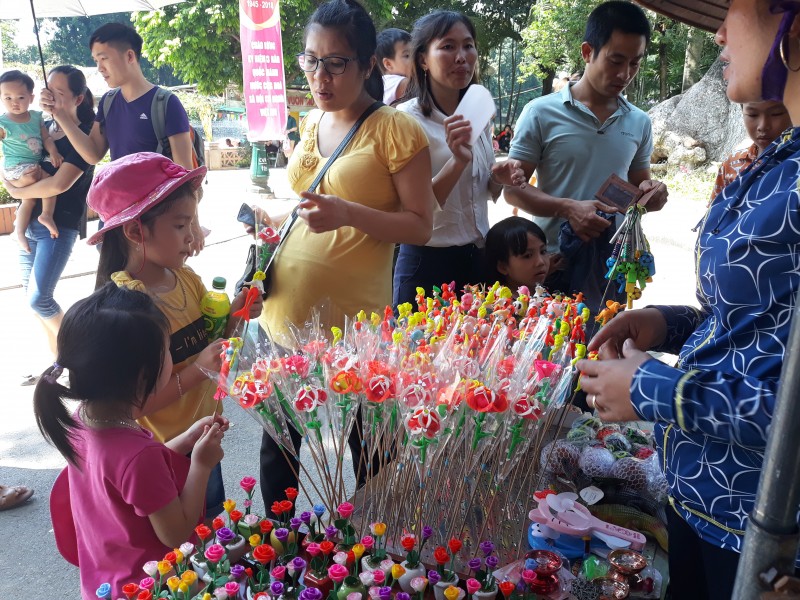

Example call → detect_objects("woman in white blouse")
393 10 523 306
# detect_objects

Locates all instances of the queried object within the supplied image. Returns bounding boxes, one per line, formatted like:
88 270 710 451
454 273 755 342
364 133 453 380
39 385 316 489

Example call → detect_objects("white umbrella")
0 0 185 20
0 0 186 82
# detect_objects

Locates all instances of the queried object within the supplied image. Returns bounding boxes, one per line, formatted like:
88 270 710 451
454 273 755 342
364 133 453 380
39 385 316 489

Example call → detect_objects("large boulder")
649 58 747 167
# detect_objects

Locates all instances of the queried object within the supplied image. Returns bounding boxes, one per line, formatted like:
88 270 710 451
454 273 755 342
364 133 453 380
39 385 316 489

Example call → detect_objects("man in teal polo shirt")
505 1 668 314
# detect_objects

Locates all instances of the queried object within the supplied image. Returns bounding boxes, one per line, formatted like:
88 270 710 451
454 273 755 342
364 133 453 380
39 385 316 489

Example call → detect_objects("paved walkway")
0 166 704 597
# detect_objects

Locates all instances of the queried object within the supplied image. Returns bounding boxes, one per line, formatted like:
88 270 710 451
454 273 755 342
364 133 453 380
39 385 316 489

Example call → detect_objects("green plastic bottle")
201 277 230 341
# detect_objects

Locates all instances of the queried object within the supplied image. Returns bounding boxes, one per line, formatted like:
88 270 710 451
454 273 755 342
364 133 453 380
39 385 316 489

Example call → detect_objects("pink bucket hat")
86 152 207 245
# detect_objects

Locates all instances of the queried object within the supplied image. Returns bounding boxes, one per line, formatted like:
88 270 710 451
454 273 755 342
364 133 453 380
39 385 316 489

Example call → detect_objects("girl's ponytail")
366 68 384 103
95 227 130 290
77 87 95 126
33 363 81 466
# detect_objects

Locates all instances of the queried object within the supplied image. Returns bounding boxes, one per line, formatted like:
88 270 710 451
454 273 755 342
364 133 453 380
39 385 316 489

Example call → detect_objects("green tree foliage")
47 13 131 66
483 40 541 128
522 0 595 84
131 0 535 96
134 1 244 95
0 22 41 64
521 0 718 110
37 14 181 85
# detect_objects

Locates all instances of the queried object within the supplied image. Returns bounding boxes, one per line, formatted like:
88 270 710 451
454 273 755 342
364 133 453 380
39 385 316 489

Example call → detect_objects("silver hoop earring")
780 33 800 72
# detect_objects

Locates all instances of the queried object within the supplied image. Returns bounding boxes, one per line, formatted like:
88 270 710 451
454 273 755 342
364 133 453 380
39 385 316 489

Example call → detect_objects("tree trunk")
504 40 518 127
540 68 555 96
658 21 668 101
496 39 504 129
681 27 705 92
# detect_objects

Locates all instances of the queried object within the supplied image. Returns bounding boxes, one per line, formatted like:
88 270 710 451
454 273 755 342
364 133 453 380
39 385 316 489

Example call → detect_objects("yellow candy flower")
157 560 172 575
371 522 387 537
178 582 189 593
352 543 365 560
166 576 181 592
444 586 460 600
249 533 262 547
392 563 406 579
173 549 184 564
181 570 198 585
223 499 236 513
202 594 213 600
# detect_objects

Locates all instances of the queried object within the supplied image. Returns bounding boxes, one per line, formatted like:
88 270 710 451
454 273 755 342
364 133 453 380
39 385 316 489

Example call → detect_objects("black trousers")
666 508 741 600
392 243 485 308
259 408 376 510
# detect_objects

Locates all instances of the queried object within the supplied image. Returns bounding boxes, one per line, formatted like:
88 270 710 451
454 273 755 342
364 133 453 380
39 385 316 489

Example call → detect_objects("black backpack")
102 87 205 167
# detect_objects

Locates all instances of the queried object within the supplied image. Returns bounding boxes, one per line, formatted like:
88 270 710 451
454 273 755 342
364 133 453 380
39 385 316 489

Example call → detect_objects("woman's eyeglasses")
297 53 356 75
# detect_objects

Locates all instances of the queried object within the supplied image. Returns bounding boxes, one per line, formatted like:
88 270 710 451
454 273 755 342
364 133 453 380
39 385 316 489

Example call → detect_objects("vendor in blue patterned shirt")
578 1 800 598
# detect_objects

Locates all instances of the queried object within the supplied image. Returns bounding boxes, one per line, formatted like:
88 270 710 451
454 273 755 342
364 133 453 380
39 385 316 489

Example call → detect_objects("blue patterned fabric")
631 127 800 552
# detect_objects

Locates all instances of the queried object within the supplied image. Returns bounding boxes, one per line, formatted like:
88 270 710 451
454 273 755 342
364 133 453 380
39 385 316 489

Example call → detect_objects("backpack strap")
100 88 120 134
151 87 172 156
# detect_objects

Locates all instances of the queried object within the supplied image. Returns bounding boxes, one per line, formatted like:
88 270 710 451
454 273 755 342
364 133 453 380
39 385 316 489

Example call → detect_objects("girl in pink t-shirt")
33 284 227 598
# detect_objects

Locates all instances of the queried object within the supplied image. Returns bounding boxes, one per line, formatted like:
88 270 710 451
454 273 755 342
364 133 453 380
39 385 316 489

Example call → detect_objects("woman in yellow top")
257 0 435 508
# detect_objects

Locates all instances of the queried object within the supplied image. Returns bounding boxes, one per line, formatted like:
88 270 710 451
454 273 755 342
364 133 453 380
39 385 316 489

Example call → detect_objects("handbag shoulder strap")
264 101 383 271
278 101 383 237
306 101 382 193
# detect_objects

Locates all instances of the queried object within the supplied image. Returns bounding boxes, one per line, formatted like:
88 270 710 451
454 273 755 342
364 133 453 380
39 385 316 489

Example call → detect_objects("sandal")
0 485 34 511
20 374 40 387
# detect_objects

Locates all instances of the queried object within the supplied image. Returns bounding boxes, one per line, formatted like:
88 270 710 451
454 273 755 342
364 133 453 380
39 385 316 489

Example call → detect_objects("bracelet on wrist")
175 372 184 398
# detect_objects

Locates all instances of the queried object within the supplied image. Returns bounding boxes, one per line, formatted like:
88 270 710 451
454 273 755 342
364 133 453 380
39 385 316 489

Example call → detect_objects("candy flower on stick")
240 475 257 516
256 226 281 272
498 581 515 599
335 501 358 549
252 544 277 590
405 406 442 465
366 522 388 568
400 526 432 569
467 541 498 593
434 538 461 582
410 576 428 600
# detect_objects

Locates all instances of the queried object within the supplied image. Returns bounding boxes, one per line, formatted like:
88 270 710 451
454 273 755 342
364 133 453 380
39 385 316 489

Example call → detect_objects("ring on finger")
590 394 598 409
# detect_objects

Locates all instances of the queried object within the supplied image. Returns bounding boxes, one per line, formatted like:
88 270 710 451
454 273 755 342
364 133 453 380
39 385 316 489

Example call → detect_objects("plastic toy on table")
529 492 646 551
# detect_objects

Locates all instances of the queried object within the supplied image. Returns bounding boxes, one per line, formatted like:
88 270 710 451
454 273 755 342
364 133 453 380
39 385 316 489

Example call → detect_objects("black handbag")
235 101 383 296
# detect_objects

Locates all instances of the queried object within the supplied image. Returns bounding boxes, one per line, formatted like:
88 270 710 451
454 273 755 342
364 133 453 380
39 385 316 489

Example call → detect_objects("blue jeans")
205 461 225 519
18 221 78 319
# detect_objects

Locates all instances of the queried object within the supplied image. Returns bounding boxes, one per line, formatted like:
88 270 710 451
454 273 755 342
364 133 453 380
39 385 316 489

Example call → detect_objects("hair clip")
43 361 64 385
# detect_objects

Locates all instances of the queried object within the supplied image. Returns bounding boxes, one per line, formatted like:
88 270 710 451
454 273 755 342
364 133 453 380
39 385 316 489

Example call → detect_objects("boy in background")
377 28 412 105
711 100 791 201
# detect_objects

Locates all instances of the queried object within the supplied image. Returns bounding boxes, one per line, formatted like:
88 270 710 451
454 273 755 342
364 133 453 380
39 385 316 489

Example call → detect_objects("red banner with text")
240 0 287 141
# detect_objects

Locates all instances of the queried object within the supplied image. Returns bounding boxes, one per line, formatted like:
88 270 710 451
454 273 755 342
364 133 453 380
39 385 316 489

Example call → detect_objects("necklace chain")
150 269 188 311
80 404 140 431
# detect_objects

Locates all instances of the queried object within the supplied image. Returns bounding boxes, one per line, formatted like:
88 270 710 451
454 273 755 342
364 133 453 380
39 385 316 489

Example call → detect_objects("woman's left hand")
298 191 350 233
491 160 527 188
575 339 651 422
230 288 263 320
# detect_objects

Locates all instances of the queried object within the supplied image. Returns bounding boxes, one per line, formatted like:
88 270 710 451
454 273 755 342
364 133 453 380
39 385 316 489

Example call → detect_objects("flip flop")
20 374 39 387
0 486 34 511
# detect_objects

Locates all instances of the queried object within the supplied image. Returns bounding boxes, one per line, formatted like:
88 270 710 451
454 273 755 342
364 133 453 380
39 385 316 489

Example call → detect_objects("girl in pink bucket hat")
87 152 262 519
